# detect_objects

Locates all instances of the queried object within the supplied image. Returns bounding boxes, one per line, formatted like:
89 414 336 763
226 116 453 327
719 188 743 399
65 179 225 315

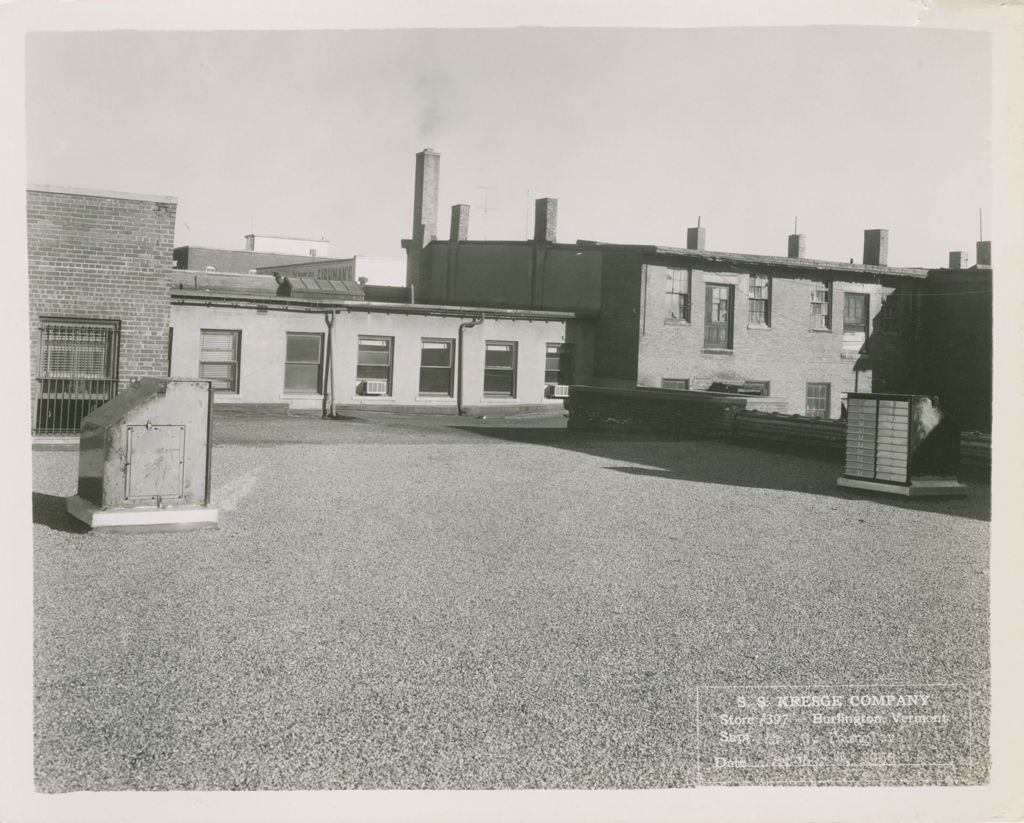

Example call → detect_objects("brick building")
403 149 993 427
172 245 322 274
27 185 177 435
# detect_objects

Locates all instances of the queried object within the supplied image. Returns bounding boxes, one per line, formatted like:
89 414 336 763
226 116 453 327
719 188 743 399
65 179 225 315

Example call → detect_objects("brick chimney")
450 204 470 241
948 251 967 269
686 224 706 251
402 148 441 289
534 198 557 243
788 233 806 259
863 229 889 266
976 240 991 267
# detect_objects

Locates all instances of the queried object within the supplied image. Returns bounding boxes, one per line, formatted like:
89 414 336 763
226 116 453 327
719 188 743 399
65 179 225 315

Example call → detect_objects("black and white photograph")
1 2 1022 822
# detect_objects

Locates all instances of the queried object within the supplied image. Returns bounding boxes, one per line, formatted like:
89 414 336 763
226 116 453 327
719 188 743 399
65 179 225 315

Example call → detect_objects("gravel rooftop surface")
32 410 990 790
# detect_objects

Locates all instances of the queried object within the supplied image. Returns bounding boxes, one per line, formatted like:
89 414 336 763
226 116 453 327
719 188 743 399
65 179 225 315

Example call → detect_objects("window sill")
701 348 734 355
663 319 691 326
809 327 833 333
746 323 772 330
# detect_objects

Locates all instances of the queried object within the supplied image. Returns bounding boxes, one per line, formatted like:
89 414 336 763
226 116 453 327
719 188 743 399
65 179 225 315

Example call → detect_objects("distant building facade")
256 255 406 287
244 233 330 257
172 246 318 273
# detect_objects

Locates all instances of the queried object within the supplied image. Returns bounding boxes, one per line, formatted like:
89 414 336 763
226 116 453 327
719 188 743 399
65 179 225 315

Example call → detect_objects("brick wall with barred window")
27 187 177 428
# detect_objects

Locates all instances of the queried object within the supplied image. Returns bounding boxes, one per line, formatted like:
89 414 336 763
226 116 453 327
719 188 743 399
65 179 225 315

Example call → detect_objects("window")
661 378 690 391
842 292 870 358
200 329 240 392
843 293 869 334
35 318 120 435
356 336 393 394
545 343 574 385
708 380 770 396
805 383 831 418
665 268 691 322
748 275 771 326
810 281 832 330
703 284 734 350
419 339 454 396
284 333 323 393
879 287 901 333
484 341 517 397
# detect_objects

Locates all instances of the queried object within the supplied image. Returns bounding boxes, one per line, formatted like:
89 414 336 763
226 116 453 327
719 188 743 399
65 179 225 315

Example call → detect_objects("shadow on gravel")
455 425 991 523
32 492 89 534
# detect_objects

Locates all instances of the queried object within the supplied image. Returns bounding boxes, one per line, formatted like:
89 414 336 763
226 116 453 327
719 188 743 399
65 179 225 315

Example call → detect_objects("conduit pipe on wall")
456 314 485 415
324 309 337 418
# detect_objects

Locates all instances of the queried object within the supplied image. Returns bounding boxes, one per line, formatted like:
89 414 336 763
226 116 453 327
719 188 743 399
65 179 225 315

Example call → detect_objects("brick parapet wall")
27 189 177 415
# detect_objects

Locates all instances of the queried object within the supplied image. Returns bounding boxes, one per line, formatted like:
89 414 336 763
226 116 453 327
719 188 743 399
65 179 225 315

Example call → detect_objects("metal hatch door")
125 424 186 501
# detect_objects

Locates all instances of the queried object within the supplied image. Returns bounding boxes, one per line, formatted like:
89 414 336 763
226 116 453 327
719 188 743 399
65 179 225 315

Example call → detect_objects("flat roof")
256 258 350 272
244 234 331 243
28 184 177 205
171 288 589 320
577 240 931 278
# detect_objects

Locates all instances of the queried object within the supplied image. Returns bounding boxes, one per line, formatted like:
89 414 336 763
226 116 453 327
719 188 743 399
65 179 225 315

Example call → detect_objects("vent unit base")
66 495 220 532
836 477 968 497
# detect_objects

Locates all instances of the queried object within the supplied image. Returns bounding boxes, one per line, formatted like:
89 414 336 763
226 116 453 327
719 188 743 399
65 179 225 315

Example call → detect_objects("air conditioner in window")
362 380 387 396
546 384 570 399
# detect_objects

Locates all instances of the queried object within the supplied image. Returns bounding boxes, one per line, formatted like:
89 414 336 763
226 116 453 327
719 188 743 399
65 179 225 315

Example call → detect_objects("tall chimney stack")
413 149 440 242
863 229 889 266
450 204 470 241
534 198 558 243
788 234 806 258
948 251 967 269
976 240 991 267
686 222 706 251
403 148 441 290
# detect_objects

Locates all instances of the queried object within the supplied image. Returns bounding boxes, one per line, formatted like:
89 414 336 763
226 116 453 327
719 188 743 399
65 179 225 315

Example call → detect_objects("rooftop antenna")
525 188 530 239
697 215 701 228
794 216 798 234
979 208 983 241
476 186 499 240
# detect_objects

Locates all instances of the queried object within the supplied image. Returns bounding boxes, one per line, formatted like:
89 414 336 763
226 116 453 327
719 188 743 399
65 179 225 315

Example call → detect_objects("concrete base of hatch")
836 477 968 497
66 495 219 532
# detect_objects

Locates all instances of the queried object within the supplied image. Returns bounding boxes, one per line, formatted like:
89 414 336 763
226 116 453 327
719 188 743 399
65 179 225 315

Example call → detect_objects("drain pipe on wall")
456 314 484 415
324 309 337 418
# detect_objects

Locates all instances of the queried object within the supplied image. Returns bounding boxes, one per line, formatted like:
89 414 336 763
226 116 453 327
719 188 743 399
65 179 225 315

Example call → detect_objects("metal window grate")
35 320 119 435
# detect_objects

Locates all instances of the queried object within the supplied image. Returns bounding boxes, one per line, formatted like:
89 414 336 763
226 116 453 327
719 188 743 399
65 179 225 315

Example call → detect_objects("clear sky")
26 26 991 269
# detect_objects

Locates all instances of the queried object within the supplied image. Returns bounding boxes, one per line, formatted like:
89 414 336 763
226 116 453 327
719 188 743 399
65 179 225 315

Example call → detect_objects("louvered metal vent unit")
837 393 967 497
